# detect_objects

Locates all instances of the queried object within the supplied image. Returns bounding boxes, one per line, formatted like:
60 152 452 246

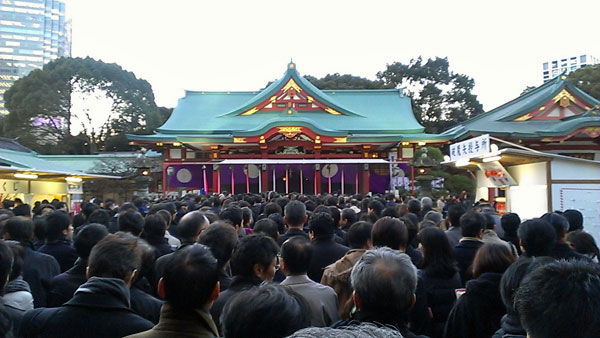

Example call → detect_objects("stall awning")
218 159 389 165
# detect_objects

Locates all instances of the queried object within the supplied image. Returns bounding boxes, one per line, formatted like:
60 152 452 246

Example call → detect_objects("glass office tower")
0 0 71 114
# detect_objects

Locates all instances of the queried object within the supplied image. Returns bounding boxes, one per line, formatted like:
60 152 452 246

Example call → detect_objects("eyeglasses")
275 253 281 270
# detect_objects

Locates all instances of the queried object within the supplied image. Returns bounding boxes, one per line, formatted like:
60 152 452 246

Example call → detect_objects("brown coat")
125 303 219 338
320 249 366 319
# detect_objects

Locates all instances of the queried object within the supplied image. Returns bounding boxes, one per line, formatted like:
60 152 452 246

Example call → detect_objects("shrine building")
128 62 447 195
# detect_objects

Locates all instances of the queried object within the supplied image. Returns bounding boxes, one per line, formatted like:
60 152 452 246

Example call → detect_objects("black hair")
12 204 31 217
368 200 384 217
0 241 13 293
5 241 22 282
219 206 243 228
371 216 408 250
328 206 341 227
82 202 100 219
177 211 207 240
143 214 167 239
517 219 556 257
241 206 252 226
73 223 109 258
447 204 467 228
341 208 357 225
347 221 372 249
45 211 71 242
499 257 555 316
5 216 34 242
566 231 600 260
281 236 312 275
253 218 279 241
308 212 335 241
162 244 219 310
418 226 458 278
483 213 496 230
119 202 137 213
283 200 306 227
87 232 141 280
459 211 486 237
221 284 310 338
381 206 399 218
87 209 110 226
407 199 421 215
230 234 279 278
264 202 282 217
540 212 569 239
515 260 600 338
472 243 516 278
268 213 286 234
118 210 144 236
563 209 583 232
33 216 47 243
198 221 238 269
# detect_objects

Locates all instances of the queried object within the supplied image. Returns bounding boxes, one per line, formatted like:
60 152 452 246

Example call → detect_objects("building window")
581 55 587 63
543 62 548 70
543 71 549 75
169 148 182 159
552 61 558 68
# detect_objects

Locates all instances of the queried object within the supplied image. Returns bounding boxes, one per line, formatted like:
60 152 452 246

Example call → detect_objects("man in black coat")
307 212 349 283
542 212 592 262
47 223 109 307
278 200 309 245
454 211 485 285
38 211 78 273
4 217 60 308
19 233 154 338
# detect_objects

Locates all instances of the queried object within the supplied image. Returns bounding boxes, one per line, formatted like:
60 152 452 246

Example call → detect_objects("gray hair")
420 197 433 208
287 323 404 338
350 247 417 314
424 210 443 226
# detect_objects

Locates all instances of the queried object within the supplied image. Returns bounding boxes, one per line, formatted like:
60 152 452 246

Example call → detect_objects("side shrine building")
128 62 447 195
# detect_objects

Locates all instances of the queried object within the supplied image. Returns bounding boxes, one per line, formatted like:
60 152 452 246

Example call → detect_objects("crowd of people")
0 191 598 338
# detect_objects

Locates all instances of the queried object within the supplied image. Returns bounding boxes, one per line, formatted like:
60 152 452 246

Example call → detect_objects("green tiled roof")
443 75 600 140
130 62 429 142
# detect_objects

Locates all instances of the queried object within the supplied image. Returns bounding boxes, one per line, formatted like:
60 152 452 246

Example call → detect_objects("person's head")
87 232 142 285
73 223 109 259
407 199 421 215
472 243 516 278
6 241 23 282
418 227 456 276
371 216 408 251
87 209 110 226
567 231 600 259
253 218 279 241
156 209 172 227
501 212 521 237
4 216 34 242
177 211 208 243
284 200 306 228
159 244 219 310
44 211 72 242
423 210 443 227
280 236 312 276
118 210 144 236
219 205 243 229
459 211 486 238
142 214 167 239
264 202 282 217
515 260 600 338
351 247 417 317
499 257 555 317
198 221 238 270
288 323 406 338
0 241 13 292
563 209 583 232
420 197 432 209
12 204 31 218
367 200 384 217
241 206 253 227
340 208 357 228
230 233 279 281
268 213 285 234
447 204 466 228
517 218 556 257
347 221 373 250
381 206 399 218
308 212 335 241
221 284 310 338
540 212 569 240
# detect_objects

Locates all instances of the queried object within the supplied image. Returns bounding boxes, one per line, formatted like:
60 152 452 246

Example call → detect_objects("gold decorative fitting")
233 137 246 143
172 142 182 147
333 137 347 143
278 126 302 138
513 113 532 122
156 142 163 146
561 75 567 80
552 89 575 106
282 79 302 93
539 106 545 111
325 107 342 115
210 145 219 150
241 107 259 116
307 96 314 103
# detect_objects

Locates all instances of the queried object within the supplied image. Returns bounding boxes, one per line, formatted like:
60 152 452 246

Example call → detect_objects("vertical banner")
230 167 235 195
202 166 208 193
299 168 303 194
355 170 359 195
341 166 345 195
272 168 276 193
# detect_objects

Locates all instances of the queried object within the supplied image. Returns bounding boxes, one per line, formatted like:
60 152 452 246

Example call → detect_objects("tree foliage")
305 73 391 90
568 64 600 100
3 57 161 154
376 57 484 134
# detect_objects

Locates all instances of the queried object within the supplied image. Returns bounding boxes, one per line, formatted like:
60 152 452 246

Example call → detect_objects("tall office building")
0 0 71 115
542 54 598 82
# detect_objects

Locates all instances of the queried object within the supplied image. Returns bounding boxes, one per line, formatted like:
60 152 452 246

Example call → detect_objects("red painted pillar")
212 165 220 194
261 166 268 193
362 164 370 194
488 187 496 203
314 165 321 194
162 162 168 198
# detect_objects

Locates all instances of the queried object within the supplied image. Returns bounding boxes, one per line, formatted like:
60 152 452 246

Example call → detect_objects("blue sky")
64 0 600 111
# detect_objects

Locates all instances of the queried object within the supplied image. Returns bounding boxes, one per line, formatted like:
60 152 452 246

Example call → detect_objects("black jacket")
130 285 163 324
551 242 593 262
418 269 462 338
19 277 154 338
307 239 349 282
277 228 308 246
335 310 429 338
210 275 262 334
444 272 505 338
38 240 78 273
454 239 483 285
22 245 61 308
47 258 88 307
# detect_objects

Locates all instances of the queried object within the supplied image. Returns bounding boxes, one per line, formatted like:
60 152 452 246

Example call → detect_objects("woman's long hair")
418 227 458 278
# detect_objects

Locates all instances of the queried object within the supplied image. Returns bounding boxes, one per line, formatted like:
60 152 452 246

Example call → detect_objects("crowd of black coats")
0 192 598 338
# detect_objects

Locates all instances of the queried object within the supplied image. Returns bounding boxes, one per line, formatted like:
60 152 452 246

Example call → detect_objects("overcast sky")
63 0 600 111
